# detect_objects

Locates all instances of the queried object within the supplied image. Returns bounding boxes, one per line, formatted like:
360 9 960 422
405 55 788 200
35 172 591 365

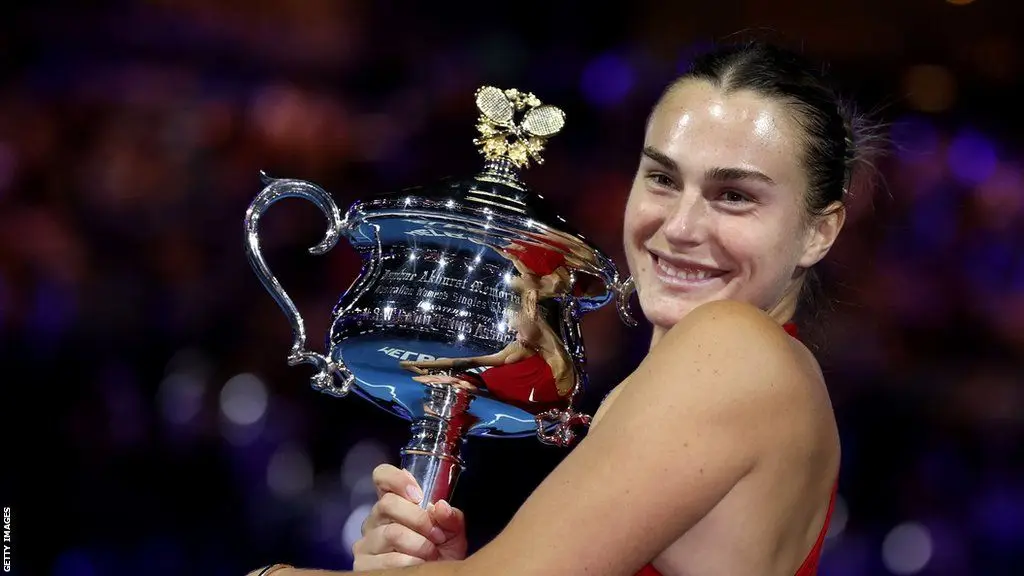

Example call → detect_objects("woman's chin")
640 301 700 331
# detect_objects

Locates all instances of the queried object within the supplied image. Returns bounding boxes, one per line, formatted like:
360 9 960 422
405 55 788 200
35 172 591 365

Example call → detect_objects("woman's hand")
399 360 431 375
351 464 468 571
399 359 455 374
411 374 478 391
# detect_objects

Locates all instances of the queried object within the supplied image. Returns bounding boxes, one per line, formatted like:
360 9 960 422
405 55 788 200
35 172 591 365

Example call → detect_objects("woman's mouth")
651 253 727 287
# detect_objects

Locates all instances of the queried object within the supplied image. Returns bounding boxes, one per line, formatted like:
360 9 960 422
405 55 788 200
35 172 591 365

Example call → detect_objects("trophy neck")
400 384 477 507
475 158 527 191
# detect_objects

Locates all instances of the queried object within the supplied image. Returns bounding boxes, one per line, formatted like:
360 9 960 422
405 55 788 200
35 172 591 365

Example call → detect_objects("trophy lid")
343 86 623 311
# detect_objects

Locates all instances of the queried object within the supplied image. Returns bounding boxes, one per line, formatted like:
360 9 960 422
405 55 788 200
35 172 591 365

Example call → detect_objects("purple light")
963 235 1013 297
947 128 997 186
581 52 634 108
971 487 1024 548
909 185 958 251
1013 259 1024 294
29 281 77 344
818 533 872 576
890 115 939 162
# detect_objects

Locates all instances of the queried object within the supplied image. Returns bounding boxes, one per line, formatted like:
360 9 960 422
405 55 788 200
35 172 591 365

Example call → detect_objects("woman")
250 39 875 576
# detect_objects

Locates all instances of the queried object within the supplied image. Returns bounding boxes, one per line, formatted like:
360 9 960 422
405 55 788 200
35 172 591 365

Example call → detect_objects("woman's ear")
798 202 846 268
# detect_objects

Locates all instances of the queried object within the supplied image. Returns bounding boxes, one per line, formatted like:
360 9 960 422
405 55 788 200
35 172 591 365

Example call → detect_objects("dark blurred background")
2 0 1023 574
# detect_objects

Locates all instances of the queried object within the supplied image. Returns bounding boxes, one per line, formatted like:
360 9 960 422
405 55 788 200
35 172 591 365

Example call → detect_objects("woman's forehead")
645 82 806 179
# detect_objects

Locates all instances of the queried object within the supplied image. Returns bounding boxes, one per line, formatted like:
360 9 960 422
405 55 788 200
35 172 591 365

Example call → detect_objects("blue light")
972 487 1024 549
962 234 1013 298
909 185 958 251
29 280 76 342
580 52 634 108
52 549 97 576
947 128 997 186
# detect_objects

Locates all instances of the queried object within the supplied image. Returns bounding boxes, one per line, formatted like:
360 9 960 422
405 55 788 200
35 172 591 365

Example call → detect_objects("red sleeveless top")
458 353 565 413
635 322 837 576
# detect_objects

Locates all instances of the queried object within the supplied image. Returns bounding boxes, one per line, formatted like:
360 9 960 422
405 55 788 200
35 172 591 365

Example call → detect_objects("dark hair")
658 40 881 332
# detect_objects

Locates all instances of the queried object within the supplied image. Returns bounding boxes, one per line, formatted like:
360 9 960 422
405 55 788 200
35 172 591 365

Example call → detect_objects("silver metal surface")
399 383 474 508
243 87 636 506
244 172 355 397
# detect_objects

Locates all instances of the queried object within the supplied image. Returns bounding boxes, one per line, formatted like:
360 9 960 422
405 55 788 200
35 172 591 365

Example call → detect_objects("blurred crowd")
2 1 1023 575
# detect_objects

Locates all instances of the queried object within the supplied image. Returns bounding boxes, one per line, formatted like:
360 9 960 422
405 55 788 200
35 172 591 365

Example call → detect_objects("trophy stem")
400 384 477 508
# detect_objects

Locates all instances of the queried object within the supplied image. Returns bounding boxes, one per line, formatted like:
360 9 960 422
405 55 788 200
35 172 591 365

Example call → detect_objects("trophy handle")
529 295 593 448
612 275 638 327
243 172 355 397
535 408 592 447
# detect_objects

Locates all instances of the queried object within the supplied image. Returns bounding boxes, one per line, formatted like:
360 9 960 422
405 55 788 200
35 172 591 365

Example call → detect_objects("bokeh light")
341 439 391 490
882 522 934 575
903 64 957 113
580 52 635 108
158 372 206 425
267 444 314 499
947 128 997 186
219 373 269 427
341 504 374 554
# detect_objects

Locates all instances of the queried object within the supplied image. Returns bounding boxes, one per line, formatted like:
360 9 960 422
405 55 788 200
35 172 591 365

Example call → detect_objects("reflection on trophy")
243 85 636 508
399 238 578 414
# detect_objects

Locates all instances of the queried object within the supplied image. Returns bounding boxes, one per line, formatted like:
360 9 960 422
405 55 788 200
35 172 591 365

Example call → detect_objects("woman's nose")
660 192 707 248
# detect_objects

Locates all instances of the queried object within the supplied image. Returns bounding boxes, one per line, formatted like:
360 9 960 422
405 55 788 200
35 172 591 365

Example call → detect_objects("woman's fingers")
353 522 438 560
364 493 446 544
371 464 422 502
352 550 427 571
428 499 466 538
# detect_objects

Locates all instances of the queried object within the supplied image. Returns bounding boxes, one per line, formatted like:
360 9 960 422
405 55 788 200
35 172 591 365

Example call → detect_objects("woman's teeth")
656 258 717 282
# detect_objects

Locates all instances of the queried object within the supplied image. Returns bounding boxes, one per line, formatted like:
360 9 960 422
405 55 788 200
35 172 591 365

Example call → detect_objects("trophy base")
399 382 477 507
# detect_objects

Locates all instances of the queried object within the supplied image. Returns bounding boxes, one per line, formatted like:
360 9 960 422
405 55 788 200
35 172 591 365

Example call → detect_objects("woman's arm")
399 342 525 373
272 299 815 576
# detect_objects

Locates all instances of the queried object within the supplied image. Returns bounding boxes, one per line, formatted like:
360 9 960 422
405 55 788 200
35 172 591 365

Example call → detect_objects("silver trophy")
244 86 636 507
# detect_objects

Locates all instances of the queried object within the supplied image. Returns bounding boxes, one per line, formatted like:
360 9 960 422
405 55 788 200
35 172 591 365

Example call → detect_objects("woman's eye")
721 190 750 203
646 173 674 187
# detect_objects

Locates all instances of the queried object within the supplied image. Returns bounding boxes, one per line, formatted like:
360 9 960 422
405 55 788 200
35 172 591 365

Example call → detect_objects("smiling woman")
251 40 882 576
624 76 846 347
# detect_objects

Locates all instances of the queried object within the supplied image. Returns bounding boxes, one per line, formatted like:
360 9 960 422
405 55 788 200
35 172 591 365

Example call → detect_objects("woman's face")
623 80 836 334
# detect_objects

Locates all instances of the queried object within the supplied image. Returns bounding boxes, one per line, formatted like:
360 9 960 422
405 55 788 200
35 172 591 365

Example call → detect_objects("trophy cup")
244 86 636 508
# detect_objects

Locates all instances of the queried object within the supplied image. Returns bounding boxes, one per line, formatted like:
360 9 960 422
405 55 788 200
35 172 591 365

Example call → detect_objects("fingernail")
406 484 423 503
429 526 446 544
437 499 451 516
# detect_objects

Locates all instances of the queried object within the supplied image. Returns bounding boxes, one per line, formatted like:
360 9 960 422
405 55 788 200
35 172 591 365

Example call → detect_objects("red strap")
794 480 838 576
783 321 799 339
634 563 662 576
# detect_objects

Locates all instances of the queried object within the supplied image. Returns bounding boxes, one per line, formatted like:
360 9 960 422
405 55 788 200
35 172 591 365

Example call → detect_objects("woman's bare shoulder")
639 299 823 419
661 299 792 347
